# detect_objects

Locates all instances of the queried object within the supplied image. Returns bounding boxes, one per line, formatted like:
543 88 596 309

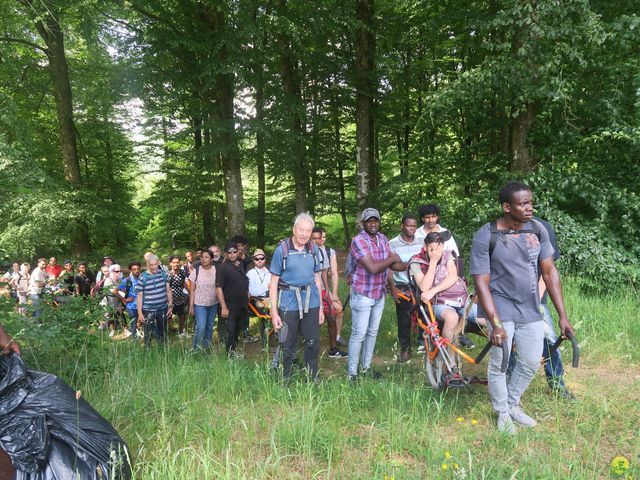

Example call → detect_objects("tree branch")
0 36 48 54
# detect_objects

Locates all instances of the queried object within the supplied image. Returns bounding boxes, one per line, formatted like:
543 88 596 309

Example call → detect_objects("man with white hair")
269 213 325 382
136 254 173 346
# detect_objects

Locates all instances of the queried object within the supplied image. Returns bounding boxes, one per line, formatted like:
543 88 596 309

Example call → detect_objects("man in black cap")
216 241 250 357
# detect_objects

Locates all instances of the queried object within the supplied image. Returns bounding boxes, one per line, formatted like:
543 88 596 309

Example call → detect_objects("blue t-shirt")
270 240 321 312
119 274 140 310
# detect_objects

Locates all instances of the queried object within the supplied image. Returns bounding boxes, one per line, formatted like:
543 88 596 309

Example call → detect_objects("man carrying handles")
470 181 575 435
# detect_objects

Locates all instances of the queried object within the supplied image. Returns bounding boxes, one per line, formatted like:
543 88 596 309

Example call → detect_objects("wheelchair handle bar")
473 340 509 373
411 300 509 373
549 331 580 368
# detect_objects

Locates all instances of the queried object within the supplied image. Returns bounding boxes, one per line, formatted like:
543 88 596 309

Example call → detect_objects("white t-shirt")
247 267 271 297
28 267 48 295
415 225 459 256
317 246 335 272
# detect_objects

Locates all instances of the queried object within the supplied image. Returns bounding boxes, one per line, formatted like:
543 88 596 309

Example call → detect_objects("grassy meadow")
5 279 640 479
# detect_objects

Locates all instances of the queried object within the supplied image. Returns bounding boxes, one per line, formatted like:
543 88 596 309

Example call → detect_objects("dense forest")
1 0 639 287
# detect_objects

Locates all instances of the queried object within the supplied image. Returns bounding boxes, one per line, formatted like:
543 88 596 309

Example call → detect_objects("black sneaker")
328 348 348 358
459 334 476 349
362 369 383 380
397 350 411 363
552 386 577 401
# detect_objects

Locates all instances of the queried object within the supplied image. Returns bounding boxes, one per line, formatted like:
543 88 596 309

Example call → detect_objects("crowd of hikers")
0 180 576 434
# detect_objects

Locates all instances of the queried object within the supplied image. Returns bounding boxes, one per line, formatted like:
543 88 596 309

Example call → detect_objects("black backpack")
488 219 542 258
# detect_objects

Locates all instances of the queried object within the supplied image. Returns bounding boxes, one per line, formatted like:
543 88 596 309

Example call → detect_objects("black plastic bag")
0 354 131 479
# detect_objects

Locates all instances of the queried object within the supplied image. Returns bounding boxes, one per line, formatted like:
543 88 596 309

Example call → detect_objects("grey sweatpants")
488 320 544 414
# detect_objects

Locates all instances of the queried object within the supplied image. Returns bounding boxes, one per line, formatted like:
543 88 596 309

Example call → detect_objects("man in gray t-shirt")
470 181 574 434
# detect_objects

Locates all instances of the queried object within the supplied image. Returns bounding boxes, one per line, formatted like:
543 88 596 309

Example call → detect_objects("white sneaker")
109 330 115 338
497 412 516 435
509 405 537 427
124 330 132 338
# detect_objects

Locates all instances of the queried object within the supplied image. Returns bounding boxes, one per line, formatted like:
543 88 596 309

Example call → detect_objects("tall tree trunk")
277 0 308 213
354 0 376 209
30 2 89 255
333 97 351 249
201 5 245 236
196 112 214 246
509 103 537 172
255 85 267 249
251 2 267 248
309 88 321 217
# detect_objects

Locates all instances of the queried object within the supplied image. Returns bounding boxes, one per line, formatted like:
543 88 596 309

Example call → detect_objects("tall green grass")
3 278 639 479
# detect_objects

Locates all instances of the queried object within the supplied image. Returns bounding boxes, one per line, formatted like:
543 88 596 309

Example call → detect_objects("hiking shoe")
243 335 259 343
348 374 359 383
397 350 411 363
417 344 426 354
497 412 516 435
337 337 348 348
509 405 537 427
124 330 132 338
444 372 465 388
228 350 245 360
328 348 348 358
362 369 383 380
552 386 577 401
458 334 476 349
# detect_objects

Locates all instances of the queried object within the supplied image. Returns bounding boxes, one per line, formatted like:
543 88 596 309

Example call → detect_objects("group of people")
1 180 576 433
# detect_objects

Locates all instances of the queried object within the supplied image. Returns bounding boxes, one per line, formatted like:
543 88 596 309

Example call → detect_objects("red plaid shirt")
350 230 391 300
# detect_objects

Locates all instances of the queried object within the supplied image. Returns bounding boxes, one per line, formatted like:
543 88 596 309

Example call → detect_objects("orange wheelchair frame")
248 297 274 347
398 291 508 389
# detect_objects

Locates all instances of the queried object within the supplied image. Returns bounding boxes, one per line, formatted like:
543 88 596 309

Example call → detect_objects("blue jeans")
30 294 42 318
126 308 138 337
193 304 219 350
432 302 478 324
507 304 565 388
348 292 386 376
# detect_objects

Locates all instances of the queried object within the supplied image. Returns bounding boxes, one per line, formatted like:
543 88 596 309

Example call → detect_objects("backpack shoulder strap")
529 219 542 239
308 241 319 269
279 238 292 272
489 220 499 258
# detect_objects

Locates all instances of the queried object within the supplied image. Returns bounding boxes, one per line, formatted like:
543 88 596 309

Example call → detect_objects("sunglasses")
253 256 265 261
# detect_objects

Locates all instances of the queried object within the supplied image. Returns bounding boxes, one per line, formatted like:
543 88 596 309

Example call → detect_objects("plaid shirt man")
350 230 392 300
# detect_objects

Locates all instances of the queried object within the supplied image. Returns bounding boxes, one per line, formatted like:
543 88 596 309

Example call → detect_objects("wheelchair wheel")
424 335 444 389
424 335 463 389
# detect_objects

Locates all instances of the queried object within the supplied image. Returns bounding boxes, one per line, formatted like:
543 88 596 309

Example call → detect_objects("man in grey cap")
347 208 401 380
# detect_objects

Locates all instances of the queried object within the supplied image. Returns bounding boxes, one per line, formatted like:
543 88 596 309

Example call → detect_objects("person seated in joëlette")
408 232 470 344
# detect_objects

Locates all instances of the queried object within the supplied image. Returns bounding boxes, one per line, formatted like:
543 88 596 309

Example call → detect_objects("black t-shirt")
74 274 92 296
216 260 249 309
240 255 252 271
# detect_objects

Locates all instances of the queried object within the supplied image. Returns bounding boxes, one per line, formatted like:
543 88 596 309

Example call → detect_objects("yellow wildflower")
456 417 464 422
445 451 452 459
442 464 448 471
